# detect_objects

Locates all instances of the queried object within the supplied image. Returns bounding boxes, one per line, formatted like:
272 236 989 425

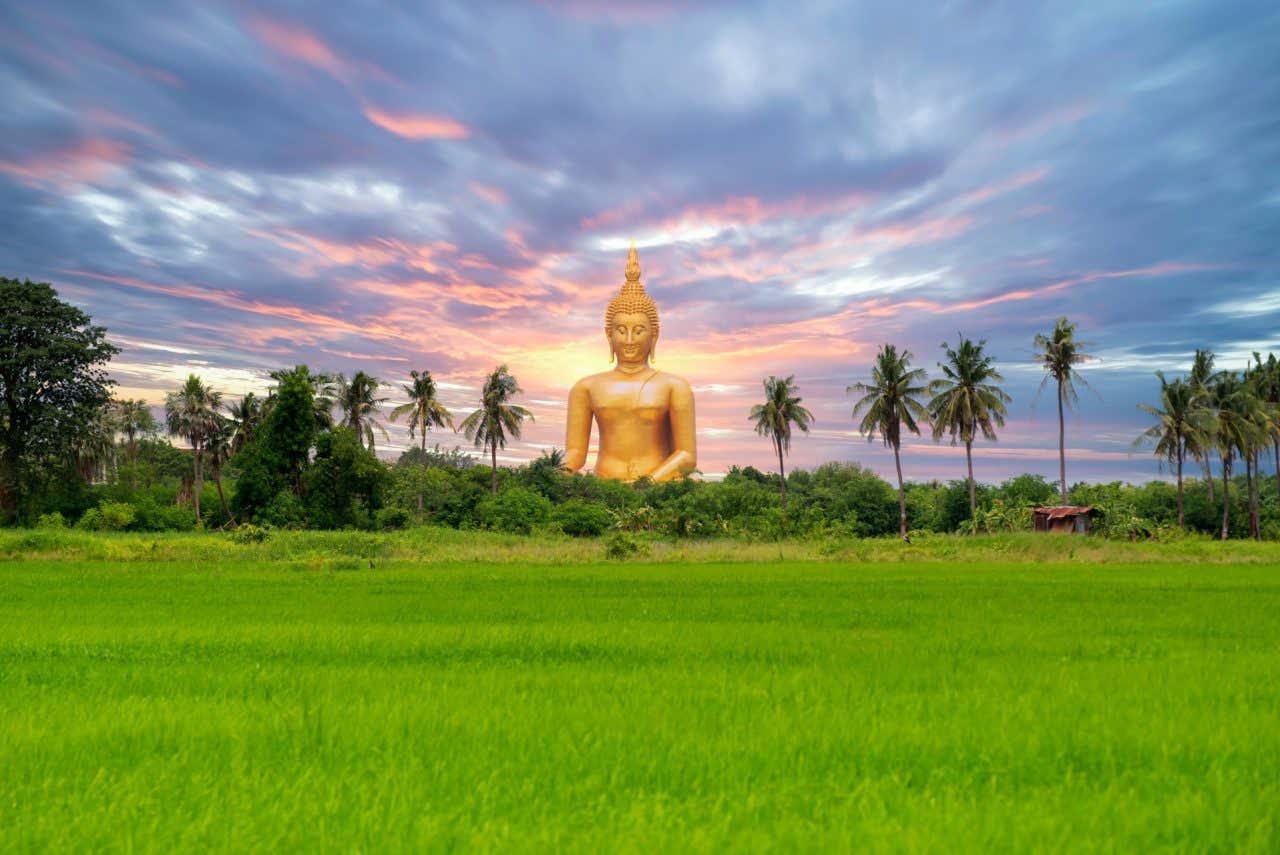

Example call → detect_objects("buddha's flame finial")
624 241 641 284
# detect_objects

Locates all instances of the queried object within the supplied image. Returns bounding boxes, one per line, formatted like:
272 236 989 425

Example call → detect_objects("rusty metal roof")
1032 506 1096 519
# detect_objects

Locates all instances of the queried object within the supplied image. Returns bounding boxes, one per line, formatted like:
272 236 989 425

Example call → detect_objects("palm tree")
113 399 154 468
390 370 455 513
926 336 1010 526
748 375 814 509
1034 317 1094 504
1251 352 1280 500
204 415 235 525
390 370 455 455
849 345 928 538
165 374 223 525
337 371 389 453
1188 348 1217 501
1133 372 1207 528
226 392 264 455
459 365 534 494
1205 370 1266 540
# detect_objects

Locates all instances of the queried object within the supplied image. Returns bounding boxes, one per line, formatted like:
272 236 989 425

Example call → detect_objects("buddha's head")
605 244 660 366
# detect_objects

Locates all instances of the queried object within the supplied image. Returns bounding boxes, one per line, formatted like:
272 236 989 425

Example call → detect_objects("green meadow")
2 535 1279 851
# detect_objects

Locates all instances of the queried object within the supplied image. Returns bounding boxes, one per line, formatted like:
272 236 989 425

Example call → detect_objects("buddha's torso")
581 368 677 480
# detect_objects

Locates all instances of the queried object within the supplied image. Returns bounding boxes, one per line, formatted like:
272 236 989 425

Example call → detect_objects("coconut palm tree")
926 336 1010 527
1251 351 1280 499
390 370 455 512
204 415 235 525
1205 370 1266 540
1188 348 1217 501
337 371 389 453
226 392 264 455
390 370 455 455
749 375 814 509
165 374 223 525
849 345 928 539
1133 372 1208 528
460 365 534 494
1034 317 1094 504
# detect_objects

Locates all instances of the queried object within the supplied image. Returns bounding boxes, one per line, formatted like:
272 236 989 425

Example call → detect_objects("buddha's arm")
649 378 697 482
563 380 592 473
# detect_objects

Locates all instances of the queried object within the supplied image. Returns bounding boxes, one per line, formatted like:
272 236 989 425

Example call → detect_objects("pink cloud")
363 107 470 141
0 137 132 188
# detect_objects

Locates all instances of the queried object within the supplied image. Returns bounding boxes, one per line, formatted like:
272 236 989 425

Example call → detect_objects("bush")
476 486 552 534
258 491 306 529
130 498 195 532
375 506 411 531
230 523 270 544
553 499 613 537
36 511 66 530
604 532 648 560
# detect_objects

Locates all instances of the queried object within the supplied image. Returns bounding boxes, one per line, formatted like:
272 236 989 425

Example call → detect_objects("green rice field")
2 546 1278 851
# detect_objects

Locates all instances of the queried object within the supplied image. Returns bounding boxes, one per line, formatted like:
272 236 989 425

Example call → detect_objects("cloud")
0 0 1276 482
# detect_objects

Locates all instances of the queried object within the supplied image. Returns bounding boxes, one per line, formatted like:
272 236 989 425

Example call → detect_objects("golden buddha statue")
564 244 697 482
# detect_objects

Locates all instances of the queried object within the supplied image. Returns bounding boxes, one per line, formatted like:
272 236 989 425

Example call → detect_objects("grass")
2 545 1278 850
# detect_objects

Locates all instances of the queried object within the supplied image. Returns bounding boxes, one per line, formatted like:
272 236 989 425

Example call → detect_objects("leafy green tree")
205 415 235 525
269 365 337 430
1034 318 1094 504
0 278 118 521
926 336 1010 526
849 344 928 538
304 427 388 529
264 366 319 491
460 365 534 494
749 375 814 509
337 371 389 453
1133 372 1208 527
165 375 222 525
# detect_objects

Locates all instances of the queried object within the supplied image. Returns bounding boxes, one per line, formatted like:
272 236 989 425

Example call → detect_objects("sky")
2 0 1278 483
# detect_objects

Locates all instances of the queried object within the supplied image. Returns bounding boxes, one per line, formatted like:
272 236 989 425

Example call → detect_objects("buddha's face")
609 312 653 366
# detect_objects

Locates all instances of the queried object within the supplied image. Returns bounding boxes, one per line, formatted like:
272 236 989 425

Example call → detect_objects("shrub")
476 486 552 534
604 532 648 560
258 491 306 529
75 508 102 531
36 511 66 530
375 506 411 531
230 523 270 544
130 498 195 532
553 499 613 537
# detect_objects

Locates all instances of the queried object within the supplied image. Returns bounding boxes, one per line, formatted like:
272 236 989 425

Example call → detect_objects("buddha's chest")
591 380 669 424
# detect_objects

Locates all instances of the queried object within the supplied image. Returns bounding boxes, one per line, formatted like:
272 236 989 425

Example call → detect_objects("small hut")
1032 506 1096 534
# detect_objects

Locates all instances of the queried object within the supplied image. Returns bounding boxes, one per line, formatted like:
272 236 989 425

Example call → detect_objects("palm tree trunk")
965 439 976 533
1057 379 1067 504
776 438 787 510
1203 455 1215 502
490 442 498 494
1274 440 1280 503
1220 453 1231 540
893 440 907 538
214 469 233 526
418 418 427 514
1176 444 1184 528
193 442 203 526
1249 451 1260 539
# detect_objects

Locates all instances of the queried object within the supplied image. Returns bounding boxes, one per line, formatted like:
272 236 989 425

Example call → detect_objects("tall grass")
1 559 1277 850
3 526 1280 565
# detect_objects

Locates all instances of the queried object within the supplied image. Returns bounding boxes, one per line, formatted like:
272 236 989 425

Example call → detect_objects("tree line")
2 276 1277 540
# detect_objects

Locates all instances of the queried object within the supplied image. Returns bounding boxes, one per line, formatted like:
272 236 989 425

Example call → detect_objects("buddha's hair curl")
604 247 659 361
